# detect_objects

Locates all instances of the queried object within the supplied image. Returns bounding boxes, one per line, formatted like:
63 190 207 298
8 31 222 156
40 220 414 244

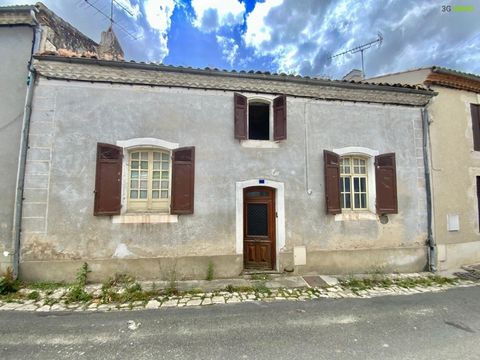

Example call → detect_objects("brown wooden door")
244 187 276 270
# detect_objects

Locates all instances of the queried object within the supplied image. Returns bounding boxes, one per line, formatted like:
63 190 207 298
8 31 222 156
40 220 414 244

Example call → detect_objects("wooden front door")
243 187 276 270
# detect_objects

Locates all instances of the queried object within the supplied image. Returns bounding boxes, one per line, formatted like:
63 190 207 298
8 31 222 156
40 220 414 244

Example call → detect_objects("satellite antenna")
330 33 383 78
82 0 139 40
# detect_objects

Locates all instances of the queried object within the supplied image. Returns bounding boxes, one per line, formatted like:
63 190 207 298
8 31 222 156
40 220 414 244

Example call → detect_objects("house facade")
370 67 480 270
13 54 434 282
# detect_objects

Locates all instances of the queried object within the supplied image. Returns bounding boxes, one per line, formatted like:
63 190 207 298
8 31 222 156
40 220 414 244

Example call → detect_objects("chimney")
97 26 124 61
342 69 364 81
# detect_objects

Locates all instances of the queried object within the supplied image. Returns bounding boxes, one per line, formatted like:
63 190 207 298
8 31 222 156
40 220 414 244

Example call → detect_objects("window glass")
248 102 270 140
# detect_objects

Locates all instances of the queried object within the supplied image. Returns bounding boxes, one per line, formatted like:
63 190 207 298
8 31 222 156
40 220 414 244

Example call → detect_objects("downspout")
422 108 436 272
12 9 41 279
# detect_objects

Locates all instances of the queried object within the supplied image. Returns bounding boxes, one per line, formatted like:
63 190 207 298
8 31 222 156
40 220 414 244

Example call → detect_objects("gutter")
12 9 41 279
421 108 436 272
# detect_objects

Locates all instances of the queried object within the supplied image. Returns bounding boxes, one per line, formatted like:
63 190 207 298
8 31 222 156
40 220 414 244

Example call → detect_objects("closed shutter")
471 104 480 151
234 93 247 139
375 153 398 214
324 150 341 214
94 143 123 216
171 147 195 214
273 95 287 140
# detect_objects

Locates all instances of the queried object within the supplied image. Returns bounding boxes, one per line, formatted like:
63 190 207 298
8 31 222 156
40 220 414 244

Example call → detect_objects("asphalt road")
1 286 480 360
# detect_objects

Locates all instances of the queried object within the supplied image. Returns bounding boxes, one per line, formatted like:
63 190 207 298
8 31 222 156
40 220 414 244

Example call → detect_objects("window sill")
112 213 178 224
335 211 377 222
240 140 279 149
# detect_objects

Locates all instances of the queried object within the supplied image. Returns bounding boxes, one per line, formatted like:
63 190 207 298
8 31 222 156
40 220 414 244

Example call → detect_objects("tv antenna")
330 32 383 77
82 0 139 40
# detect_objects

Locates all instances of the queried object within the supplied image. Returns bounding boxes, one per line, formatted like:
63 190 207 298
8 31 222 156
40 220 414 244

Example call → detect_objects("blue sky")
1 0 479 78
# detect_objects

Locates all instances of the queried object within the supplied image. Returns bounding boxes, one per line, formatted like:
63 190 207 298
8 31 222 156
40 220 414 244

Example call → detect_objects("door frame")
235 179 285 271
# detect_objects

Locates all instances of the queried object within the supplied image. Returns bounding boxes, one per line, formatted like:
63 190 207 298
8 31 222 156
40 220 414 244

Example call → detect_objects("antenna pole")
110 0 113 26
361 49 365 77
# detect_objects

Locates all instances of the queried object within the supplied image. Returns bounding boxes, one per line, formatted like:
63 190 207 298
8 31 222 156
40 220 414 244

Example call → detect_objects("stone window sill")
240 140 279 149
112 213 178 224
334 211 377 222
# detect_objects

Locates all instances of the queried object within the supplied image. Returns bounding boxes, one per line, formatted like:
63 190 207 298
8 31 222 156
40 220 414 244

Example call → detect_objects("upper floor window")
471 104 480 151
249 101 270 140
128 149 170 213
340 157 368 210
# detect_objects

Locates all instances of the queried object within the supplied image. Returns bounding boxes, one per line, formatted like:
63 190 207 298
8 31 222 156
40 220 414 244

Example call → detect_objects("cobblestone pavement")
0 273 478 313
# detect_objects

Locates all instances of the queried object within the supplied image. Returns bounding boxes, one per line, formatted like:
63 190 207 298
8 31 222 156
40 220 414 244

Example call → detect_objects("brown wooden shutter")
94 143 123 216
273 95 287 140
234 93 247 139
171 147 195 215
324 150 341 214
471 104 480 151
375 153 398 214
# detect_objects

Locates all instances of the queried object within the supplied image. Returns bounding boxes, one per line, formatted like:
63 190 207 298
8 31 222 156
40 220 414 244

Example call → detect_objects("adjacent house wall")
0 26 34 273
428 86 480 269
19 76 428 282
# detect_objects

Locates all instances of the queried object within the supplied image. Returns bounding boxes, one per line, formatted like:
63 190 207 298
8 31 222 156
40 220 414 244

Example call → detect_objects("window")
471 104 480 151
234 93 287 141
340 157 368 210
128 149 170 212
248 102 270 140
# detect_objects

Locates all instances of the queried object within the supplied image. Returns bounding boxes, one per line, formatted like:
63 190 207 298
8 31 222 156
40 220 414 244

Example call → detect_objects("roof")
0 3 37 26
33 55 435 107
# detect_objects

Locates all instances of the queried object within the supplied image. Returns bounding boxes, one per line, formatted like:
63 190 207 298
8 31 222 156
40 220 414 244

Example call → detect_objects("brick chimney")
97 26 124 61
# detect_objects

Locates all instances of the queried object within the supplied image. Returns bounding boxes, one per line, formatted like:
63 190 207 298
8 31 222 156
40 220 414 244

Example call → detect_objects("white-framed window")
340 156 368 210
127 149 171 213
248 99 271 140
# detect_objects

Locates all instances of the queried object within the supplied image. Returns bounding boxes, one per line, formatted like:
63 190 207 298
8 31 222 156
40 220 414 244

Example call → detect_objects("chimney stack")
97 26 124 61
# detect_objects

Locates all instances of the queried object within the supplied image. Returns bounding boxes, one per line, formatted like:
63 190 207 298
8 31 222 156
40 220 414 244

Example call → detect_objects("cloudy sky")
1 0 479 78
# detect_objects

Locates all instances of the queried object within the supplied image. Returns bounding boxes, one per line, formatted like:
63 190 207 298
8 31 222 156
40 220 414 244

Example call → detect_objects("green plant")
27 291 40 301
0 267 19 295
206 261 214 281
26 282 65 291
251 273 270 281
65 263 92 303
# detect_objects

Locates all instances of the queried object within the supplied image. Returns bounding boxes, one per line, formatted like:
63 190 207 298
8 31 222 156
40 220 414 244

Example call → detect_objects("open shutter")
375 153 398 214
234 93 247 139
324 150 341 214
471 104 480 151
94 143 122 216
273 95 287 140
171 147 195 214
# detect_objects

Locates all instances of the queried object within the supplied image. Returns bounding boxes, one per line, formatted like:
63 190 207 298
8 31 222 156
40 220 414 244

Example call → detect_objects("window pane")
131 152 139 160
153 171 160 179
340 177 346 192
345 194 351 208
354 177 359 192
152 190 159 199
354 194 360 209
345 177 350 192
161 171 168 179
131 171 138 179
247 203 268 236
161 190 168 198
341 196 345 209
361 194 367 208
161 181 169 189
162 153 169 161
360 177 366 192
130 190 138 199
140 180 148 189
131 161 139 169
130 180 138 188
141 161 148 169
162 162 169 170
140 190 147 199
153 162 160 170
153 152 161 160
152 180 160 189
140 171 148 180
140 152 148 160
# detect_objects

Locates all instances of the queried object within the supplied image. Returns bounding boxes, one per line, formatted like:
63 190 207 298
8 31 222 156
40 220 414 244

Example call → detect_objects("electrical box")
447 214 460 232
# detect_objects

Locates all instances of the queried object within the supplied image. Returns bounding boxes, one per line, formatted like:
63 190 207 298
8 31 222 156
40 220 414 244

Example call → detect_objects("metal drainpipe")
12 9 41 279
422 108 436 272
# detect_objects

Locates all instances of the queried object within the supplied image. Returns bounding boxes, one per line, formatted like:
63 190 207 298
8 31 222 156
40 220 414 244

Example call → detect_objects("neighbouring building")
369 67 480 270
12 51 435 282
0 2 121 275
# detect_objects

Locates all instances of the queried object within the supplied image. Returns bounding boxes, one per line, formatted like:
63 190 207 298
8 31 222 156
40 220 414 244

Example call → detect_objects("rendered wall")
0 26 33 273
19 78 428 281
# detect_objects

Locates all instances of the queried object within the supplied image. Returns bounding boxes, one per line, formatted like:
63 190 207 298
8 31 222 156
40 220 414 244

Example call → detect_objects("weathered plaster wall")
428 86 480 269
19 78 428 280
0 26 33 273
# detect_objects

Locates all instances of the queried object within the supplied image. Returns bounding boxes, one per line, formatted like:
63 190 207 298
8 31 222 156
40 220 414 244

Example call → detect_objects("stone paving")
0 272 478 313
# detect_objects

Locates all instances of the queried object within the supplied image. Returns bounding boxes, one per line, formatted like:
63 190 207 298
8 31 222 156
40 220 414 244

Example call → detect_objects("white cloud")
191 0 246 33
142 0 176 61
216 35 239 66
244 0 283 49
113 0 141 20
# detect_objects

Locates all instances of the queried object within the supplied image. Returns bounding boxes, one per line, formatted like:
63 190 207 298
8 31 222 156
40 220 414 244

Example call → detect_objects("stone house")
12 51 434 282
369 67 480 270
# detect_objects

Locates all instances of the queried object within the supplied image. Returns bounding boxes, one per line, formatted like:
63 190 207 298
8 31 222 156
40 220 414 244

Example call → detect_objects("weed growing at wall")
65 263 92 303
206 261 214 281
0 267 19 295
